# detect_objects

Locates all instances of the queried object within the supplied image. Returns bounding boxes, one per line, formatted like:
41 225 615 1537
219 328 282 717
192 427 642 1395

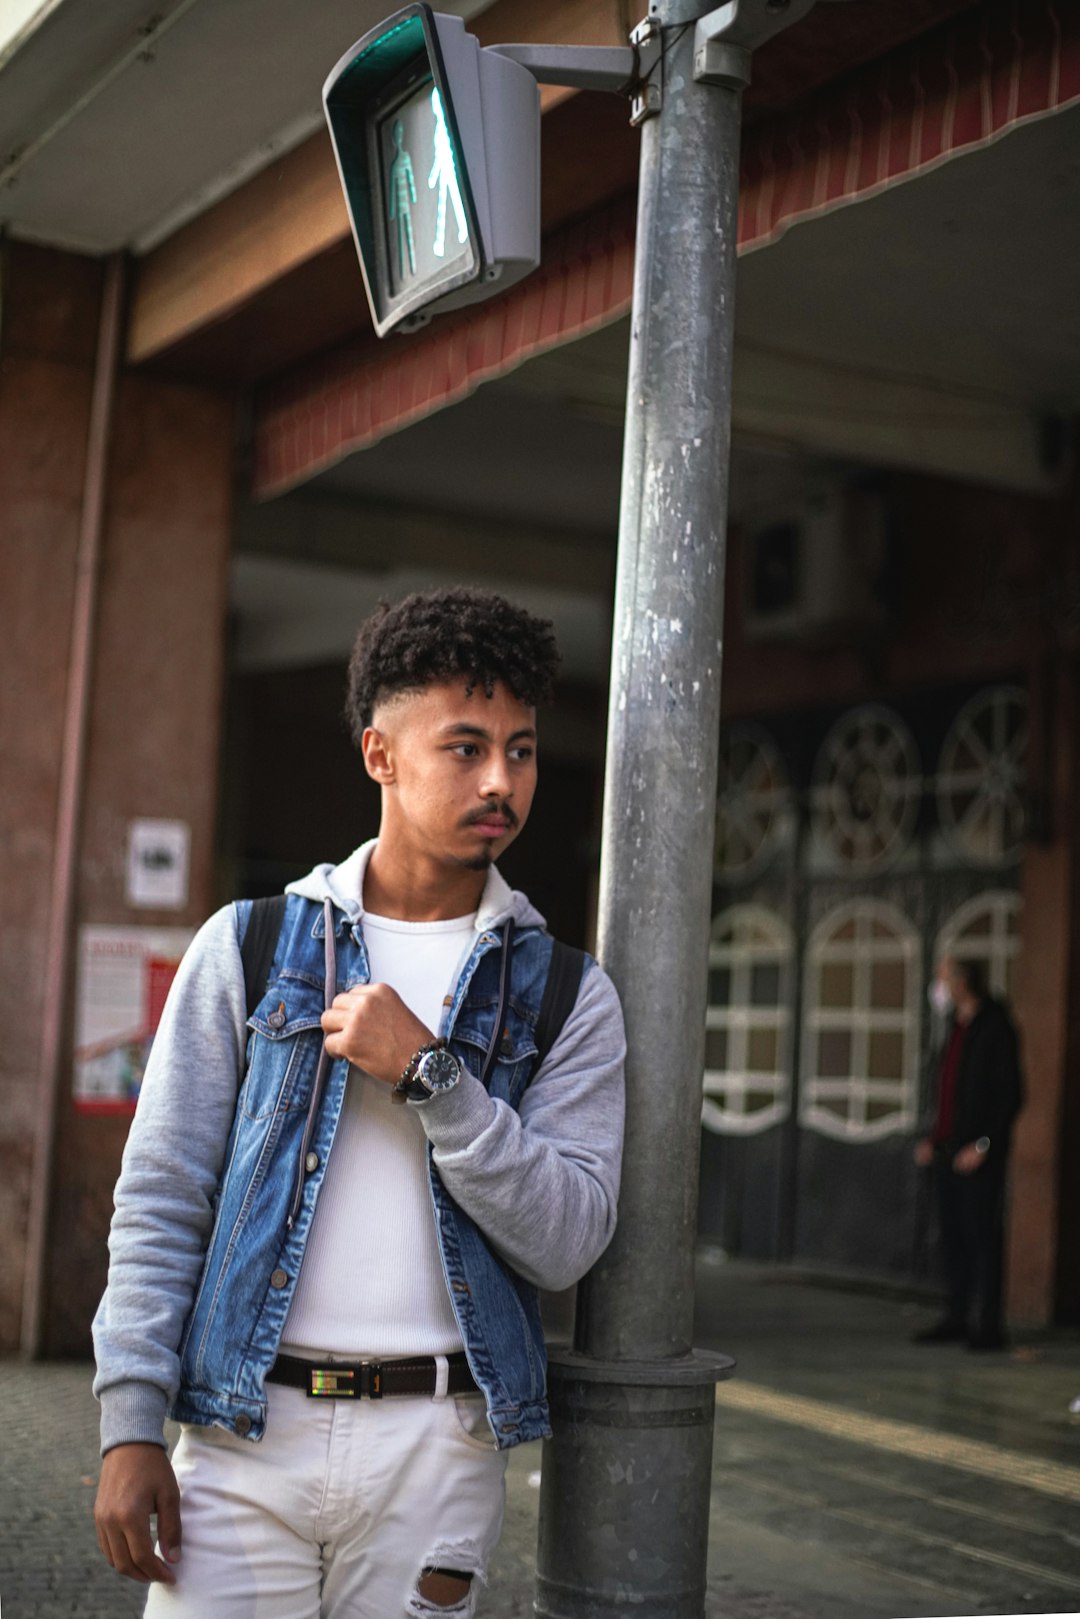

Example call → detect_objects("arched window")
703 904 792 1135
936 890 1021 1001
801 899 920 1141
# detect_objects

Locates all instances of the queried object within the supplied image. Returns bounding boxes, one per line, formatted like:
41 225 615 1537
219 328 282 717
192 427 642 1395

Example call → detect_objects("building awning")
253 0 1080 500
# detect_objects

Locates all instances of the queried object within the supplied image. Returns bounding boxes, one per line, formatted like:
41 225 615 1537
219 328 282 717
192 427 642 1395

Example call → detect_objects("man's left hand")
953 1142 986 1175
321 984 434 1085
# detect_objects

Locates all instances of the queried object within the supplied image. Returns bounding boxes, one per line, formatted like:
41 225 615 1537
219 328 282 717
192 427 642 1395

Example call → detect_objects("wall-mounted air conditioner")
743 484 888 645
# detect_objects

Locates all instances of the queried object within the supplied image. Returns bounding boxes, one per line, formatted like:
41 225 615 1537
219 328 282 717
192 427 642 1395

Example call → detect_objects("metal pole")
535 2 815 1612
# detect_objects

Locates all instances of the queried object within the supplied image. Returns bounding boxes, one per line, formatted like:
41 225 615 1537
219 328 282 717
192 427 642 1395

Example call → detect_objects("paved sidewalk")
2 1258 1079 1618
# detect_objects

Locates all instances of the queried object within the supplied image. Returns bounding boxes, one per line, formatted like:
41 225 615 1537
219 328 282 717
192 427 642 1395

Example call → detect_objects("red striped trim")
254 200 636 497
253 0 1080 499
737 0 1080 254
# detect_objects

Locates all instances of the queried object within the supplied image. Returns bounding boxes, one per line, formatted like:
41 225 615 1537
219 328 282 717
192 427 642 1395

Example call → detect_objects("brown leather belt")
266 1351 478 1400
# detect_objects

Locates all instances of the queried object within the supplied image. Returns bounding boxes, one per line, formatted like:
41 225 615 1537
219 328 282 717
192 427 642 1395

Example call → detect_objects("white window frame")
936 890 1022 1000
702 903 792 1136
801 898 921 1143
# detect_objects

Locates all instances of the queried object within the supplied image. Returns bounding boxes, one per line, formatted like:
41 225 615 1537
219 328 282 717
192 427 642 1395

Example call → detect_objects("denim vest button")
270 1267 289 1289
305 1152 319 1174
234 1414 252 1436
268 1003 287 1030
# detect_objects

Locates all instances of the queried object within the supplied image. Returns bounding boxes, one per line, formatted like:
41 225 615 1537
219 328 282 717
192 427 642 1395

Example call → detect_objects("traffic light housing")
323 5 541 336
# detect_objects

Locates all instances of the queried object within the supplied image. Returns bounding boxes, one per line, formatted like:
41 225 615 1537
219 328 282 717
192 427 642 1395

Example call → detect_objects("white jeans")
145 1380 508 1619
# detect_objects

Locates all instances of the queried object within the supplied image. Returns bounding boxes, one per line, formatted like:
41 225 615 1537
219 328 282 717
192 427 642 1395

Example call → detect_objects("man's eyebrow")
438 723 537 742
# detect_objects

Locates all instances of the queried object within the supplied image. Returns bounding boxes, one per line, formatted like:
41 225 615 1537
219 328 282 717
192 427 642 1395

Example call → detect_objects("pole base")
535 1347 734 1619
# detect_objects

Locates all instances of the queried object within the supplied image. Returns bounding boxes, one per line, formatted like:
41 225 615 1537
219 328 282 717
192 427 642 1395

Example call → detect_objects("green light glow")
380 78 472 297
427 88 467 259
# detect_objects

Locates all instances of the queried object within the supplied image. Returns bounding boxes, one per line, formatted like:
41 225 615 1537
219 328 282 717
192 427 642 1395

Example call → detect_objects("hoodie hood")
285 839 545 933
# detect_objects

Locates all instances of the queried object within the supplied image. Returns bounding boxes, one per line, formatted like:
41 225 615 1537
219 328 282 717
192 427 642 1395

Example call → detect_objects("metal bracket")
628 17 663 125
693 0 817 88
487 41 636 91
487 20 663 125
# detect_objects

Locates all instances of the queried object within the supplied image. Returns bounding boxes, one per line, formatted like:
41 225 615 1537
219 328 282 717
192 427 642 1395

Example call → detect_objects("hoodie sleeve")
92 903 249 1454
415 958 626 1292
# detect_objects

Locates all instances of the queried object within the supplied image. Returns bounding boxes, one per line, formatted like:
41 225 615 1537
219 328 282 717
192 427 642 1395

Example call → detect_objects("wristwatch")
391 1041 462 1105
974 1136 991 1156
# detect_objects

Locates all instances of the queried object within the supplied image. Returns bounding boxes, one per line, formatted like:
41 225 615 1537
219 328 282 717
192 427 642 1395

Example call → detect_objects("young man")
913 956 1023 1350
92 588 626 1617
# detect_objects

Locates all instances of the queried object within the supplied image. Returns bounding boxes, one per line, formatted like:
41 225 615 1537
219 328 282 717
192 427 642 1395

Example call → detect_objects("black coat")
939 997 1024 1151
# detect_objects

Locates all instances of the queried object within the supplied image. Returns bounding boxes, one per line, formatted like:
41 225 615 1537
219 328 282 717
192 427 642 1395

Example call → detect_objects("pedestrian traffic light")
323 4 541 336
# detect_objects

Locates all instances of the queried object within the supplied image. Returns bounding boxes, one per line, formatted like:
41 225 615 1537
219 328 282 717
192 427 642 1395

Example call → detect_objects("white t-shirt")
281 910 476 1358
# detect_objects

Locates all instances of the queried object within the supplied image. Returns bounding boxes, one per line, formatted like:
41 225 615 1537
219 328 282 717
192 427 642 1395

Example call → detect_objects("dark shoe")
966 1332 1007 1352
913 1318 968 1344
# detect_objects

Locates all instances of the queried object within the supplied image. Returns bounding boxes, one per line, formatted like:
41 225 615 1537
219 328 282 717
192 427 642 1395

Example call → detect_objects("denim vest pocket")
451 1008 538 1105
241 973 326 1121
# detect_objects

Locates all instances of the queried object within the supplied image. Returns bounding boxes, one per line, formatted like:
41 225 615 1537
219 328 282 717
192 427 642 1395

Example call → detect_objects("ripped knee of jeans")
408 1543 486 1615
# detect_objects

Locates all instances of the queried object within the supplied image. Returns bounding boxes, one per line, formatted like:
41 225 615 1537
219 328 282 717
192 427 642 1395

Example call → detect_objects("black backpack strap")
478 920 515 1088
533 940 586 1074
240 894 288 1020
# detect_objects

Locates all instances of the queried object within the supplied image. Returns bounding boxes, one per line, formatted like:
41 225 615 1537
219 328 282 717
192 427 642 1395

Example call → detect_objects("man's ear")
361 726 395 785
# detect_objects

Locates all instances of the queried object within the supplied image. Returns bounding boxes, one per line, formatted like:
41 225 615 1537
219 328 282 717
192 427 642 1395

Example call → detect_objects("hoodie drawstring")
287 897 336 1231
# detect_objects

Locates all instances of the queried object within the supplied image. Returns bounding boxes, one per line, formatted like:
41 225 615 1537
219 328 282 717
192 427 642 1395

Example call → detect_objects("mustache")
461 802 519 829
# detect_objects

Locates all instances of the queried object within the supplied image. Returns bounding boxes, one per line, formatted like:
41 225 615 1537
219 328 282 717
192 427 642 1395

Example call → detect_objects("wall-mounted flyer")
126 818 190 909
73 925 194 1113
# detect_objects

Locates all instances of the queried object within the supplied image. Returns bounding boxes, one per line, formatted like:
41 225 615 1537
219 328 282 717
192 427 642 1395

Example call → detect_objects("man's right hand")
913 1137 934 1168
94 1442 182 1585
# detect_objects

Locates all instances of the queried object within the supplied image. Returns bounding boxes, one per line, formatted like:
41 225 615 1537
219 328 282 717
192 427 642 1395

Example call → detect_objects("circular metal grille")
937 685 1028 868
714 723 789 881
811 705 921 872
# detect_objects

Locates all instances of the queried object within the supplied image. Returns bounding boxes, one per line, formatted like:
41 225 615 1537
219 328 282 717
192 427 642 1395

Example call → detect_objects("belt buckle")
308 1366 355 1399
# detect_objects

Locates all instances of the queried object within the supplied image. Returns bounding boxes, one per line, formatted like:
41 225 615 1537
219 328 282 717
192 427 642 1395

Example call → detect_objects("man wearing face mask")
913 957 1024 1350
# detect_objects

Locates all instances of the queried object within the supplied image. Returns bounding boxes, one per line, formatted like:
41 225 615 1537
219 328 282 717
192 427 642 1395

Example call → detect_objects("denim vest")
171 894 559 1450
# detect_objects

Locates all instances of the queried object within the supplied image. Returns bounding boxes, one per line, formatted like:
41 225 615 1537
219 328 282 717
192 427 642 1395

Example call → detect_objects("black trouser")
933 1147 1007 1339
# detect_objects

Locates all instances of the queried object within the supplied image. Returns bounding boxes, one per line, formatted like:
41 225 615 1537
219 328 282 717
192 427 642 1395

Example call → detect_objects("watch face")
418 1047 460 1094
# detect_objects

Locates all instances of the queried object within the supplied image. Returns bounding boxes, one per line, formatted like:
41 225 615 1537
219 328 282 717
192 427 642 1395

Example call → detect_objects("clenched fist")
321 981 434 1085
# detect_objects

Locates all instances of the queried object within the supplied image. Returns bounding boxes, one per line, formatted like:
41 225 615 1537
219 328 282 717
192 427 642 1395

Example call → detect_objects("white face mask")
929 979 953 1016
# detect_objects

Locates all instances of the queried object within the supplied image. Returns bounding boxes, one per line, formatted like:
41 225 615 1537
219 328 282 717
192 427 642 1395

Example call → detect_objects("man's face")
940 957 965 1004
365 678 538 870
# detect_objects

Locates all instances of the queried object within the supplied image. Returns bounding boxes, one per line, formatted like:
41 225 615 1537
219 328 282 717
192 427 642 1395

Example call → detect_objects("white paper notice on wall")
127 818 190 909
74 925 195 1112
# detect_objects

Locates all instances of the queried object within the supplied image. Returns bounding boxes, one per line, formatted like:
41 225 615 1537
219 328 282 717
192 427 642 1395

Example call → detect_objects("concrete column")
0 243 98 1351
1009 649 1080 1326
0 240 236 1354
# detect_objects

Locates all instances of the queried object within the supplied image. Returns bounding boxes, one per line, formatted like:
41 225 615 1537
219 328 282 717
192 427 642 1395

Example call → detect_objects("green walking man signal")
323 3 652 336
428 88 468 259
323 4 540 336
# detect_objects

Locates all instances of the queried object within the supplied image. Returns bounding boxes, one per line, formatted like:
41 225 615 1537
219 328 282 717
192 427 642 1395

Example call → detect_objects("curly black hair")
345 586 560 742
